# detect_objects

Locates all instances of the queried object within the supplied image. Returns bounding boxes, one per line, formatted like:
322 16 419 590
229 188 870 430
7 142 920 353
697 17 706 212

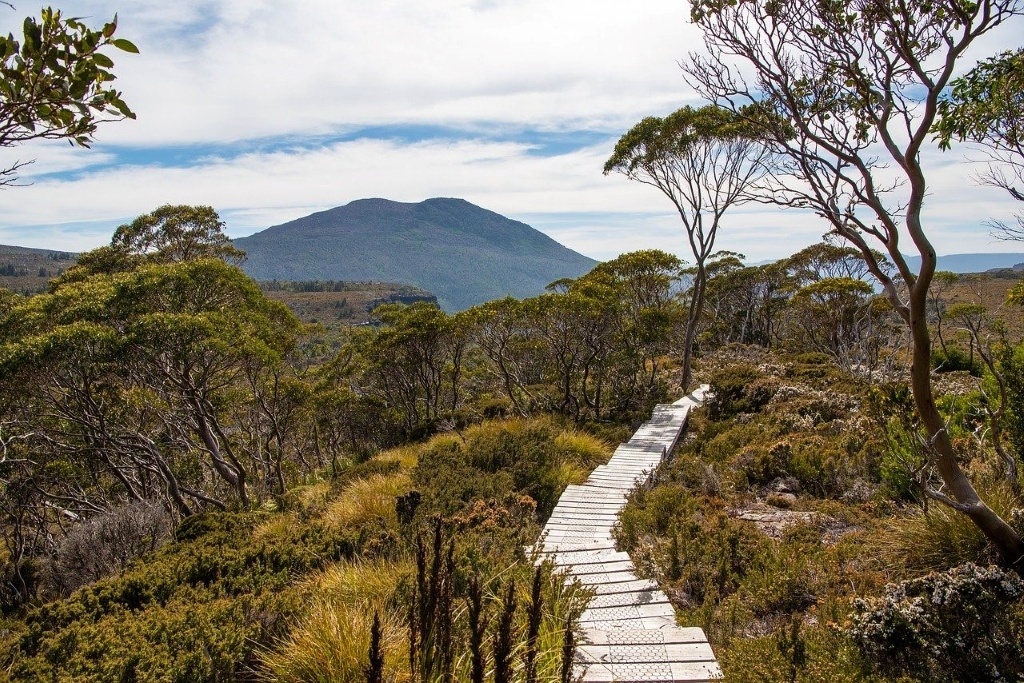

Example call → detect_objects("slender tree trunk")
680 264 707 392
907 255 1024 570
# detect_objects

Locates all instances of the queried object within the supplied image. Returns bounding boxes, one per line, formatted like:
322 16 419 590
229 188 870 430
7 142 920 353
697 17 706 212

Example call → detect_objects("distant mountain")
0 244 77 294
233 198 598 311
903 252 1024 274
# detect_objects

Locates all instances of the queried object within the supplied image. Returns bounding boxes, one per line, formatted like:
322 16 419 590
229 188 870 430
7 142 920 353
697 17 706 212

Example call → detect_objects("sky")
0 0 1020 263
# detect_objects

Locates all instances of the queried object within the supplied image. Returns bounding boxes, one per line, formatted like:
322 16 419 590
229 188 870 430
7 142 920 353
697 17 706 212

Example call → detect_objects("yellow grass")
251 513 297 542
262 559 412 683
322 472 411 529
374 444 420 471
554 429 611 468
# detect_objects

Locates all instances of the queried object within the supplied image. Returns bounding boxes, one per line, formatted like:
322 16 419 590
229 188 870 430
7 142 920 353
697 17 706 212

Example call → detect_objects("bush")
931 347 983 376
708 364 779 420
848 563 1024 682
413 418 610 520
50 500 172 596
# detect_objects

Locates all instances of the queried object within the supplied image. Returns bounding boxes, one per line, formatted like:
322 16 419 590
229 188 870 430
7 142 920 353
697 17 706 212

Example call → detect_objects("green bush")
848 563 1024 682
931 347 983 376
413 418 610 520
708 364 779 420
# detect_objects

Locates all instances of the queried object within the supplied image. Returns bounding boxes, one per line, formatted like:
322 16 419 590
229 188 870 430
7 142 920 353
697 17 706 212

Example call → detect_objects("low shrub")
413 418 610 520
50 500 173 597
847 563 1024 682
931 347 983 376
707 364 779 420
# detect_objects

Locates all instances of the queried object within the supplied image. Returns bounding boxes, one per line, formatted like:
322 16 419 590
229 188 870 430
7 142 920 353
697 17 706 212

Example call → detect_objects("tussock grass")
287 480 332 518
252 513 297 542
375 443 420 471
551 460 589 488
323 473 410 529
262 560 411 683
875 482 1023 574
554 429 610 469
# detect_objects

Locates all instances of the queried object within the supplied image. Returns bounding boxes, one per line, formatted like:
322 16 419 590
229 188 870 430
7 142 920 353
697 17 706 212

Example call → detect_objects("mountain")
233 198 598 311
903 252 1024 274
0 244 77 294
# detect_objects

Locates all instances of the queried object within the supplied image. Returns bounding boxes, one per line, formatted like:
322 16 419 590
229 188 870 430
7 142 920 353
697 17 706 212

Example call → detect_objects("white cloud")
0 134 1014 261
0 2 1019 263
0 0 698 146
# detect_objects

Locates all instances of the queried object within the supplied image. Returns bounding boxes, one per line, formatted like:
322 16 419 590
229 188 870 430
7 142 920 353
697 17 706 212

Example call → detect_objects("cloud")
2 0 698 147
0 2 1019 264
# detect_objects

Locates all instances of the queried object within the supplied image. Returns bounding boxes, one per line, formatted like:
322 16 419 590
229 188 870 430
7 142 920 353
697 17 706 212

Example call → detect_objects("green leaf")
111 38 139 54
92 52 114 68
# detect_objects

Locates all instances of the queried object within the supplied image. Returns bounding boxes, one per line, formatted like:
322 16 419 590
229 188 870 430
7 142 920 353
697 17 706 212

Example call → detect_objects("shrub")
847 563 1024 682
413 418 610 520
50 500 173 596
707 364 779 420
931 347 983 376
722 622 868 683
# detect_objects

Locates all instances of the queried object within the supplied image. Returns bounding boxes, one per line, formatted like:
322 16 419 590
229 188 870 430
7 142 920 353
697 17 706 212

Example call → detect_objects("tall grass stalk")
493 579 517 683
523 566 543 683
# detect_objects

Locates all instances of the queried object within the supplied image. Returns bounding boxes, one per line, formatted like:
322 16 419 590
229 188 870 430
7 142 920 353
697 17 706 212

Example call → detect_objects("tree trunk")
907 259 1024 571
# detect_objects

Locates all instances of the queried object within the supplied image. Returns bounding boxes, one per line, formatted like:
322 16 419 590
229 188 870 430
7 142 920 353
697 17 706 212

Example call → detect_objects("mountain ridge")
233 197 599 311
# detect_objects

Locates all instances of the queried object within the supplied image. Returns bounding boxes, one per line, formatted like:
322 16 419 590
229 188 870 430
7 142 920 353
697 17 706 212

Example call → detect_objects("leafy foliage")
848 563 1024 682
0 7 136 184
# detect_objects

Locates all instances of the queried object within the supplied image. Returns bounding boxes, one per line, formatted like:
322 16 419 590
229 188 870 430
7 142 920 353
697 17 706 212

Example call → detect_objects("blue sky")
0 0 1020 262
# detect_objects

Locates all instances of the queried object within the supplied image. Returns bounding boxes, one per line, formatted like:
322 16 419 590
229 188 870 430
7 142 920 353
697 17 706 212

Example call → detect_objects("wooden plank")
581 627 710 646
577 642 718 664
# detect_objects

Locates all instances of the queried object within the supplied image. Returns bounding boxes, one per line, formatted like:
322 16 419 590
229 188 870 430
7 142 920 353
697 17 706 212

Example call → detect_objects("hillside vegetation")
3 206 1024 681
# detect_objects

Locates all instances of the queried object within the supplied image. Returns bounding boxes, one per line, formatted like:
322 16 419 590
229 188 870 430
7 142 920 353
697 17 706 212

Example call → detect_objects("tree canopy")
935 47 1024 240
604 104 774 390
685 0 1024 567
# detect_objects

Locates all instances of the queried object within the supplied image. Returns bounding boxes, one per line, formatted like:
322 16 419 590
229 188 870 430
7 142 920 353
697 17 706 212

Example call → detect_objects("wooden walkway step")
532 386 723 682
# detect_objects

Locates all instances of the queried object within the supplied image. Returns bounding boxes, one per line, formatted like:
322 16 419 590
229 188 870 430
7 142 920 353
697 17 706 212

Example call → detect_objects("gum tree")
604 105 774 390
685 0 1024 567
0 6 137 185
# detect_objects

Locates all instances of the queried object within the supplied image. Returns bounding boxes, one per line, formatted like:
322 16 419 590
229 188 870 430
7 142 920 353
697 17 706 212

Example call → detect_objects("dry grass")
262 560 412 683
374 444 420 471
554 429 611 469
874 482 1023 574
322 473 410 529
252 514 298 542
288 480 332 517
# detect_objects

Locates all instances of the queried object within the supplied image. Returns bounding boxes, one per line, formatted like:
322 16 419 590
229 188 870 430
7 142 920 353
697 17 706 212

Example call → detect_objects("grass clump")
262 560 411 683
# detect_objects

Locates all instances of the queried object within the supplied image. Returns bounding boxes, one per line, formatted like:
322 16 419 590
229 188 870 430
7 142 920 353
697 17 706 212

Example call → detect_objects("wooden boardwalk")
534 387 723 682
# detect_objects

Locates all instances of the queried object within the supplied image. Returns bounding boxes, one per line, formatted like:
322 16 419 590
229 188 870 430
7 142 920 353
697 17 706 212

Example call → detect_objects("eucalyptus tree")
685 0 1024 565
353 302 468 435
467 297 539 417
583 250 684 410
935 48 1024 240
604 105 775 390
0 258 303 517
701 257 790 348
0 8 137 185
110 204 246 265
